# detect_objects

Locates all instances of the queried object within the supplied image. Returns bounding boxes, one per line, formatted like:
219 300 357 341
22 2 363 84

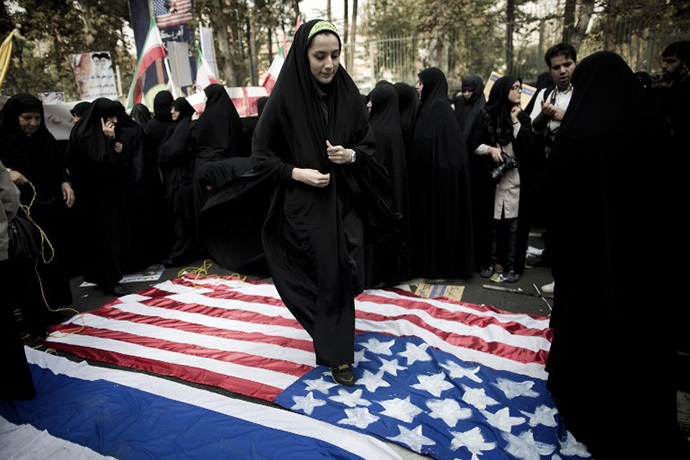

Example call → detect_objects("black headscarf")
483 75 521 146
146 90 174 157
152 90 173 122
192 84 245 160
160 98 195 203
70 101 91 118
130 103 152 131
410 68 474 278
545 51 680 458
0 94 68 202
454 75 486 142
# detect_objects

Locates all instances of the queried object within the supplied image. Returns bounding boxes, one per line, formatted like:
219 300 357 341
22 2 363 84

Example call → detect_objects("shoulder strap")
542 85 556 103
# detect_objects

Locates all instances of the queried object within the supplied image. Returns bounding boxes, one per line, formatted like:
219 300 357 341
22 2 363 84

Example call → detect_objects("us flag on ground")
44 275 590 459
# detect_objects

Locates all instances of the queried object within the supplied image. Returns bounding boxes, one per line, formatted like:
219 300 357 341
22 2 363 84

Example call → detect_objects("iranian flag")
126 19 167 109
195 54 220 92
261 53 284 95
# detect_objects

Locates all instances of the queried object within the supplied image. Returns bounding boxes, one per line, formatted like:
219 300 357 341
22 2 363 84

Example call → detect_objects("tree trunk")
327 0 332 21
604 0 617 51
343 0 349 46
211 0 234 85
563 0 576 43
349 0 358 70
245 0 257 86
506 0 515 76
570 0 594 50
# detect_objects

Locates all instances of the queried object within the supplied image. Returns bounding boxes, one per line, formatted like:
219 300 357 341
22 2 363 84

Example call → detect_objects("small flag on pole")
126 19 168 109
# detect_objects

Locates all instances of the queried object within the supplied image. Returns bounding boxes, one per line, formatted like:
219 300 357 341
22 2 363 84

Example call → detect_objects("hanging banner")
71 51 119 100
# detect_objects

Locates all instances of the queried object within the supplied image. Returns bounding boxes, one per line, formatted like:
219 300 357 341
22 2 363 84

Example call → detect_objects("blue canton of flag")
275 332 591 460
153 0 193 28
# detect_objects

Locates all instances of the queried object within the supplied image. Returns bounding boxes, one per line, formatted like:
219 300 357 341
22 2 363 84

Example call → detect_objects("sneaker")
541 281 555 294
504 271 521 283
480 266 495 278
331 364 355 386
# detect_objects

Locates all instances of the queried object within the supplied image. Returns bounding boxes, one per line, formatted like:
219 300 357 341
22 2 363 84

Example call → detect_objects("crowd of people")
1 18 688 456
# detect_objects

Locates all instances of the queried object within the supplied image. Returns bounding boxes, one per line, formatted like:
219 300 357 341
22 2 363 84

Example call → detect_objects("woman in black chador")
467 76 537 282
453 75 486 146
393 82 418 172
545 51 684 459
366 83 410 285
201 20 398 386
409 67 473 279
159 97 197 266
67 98 128 296
0 94 74 309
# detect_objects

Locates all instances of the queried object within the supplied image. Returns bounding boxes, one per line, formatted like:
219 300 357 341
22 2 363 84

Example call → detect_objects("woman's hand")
511 106 522 124
101 117 116 139
291 168 330 188
61 181 75 208
326 140 354 165
8 169 28 185
114 142 123 153
487 146 503 163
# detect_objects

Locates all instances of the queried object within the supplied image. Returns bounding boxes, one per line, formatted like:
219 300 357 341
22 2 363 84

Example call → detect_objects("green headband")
307 21 338 42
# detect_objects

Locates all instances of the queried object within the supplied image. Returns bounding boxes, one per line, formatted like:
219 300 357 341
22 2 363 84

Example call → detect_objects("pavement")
27 231 690 457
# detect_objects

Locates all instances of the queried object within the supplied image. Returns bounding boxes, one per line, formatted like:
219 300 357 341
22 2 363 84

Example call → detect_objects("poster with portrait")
71 51 119 100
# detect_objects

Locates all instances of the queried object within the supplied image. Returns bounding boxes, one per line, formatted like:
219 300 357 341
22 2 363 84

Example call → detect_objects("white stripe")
166 292 295 320
45 334 299 389
152 280 213 295
63 301 311 342
24 349 403 460
356 318 548 380
356 300 551 352
0 415 114 460
64 314 316 366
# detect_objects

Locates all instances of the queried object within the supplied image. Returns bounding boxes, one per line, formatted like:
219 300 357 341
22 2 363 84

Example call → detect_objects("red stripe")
358 293 552 339
136 46 166 81
84 305 314 353
355 309 549 366
48 325 312 378
44 342 283 400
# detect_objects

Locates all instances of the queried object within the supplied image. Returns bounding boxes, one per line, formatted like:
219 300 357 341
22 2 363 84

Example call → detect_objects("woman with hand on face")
0 93 75 311
67 98 129 296
202 20 399 386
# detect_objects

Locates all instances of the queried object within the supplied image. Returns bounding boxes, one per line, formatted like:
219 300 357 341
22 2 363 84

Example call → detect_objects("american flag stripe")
46 276 552 402
154 0 193 28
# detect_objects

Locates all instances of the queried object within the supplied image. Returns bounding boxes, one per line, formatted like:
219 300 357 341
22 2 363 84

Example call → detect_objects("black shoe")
331 364 355 386
480 266 495 278
504 271 521 283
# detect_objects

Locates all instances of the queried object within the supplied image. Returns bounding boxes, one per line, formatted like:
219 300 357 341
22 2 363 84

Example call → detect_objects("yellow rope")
19 180 84 338
178 259 247 288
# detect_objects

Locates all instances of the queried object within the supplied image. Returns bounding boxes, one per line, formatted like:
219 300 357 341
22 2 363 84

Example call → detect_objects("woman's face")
171 106 180 121
107 115 118 124
18 112 42 135
508 81 522 105
463 89 473 100
308 33 340 85
415 80 423 99
366 99 372 115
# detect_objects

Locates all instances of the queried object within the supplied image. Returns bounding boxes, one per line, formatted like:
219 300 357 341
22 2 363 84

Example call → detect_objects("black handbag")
7 210 41 260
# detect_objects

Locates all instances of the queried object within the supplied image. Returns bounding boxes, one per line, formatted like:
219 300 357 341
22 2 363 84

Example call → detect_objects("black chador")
453 75 486 145
145 90 174 157
366 83 410 285
393 82 418 173
200 19 399 369
0 93 73 307
191 84 245 218
409 67 473 279
545 52 682 459
67 98 127 294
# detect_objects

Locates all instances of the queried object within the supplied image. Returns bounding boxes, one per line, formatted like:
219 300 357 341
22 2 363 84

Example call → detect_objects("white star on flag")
379 358 406 376
426 398 472 427
520 405 559 427
480 407 526 433
441 360 483 383
411 372 454 397
303 378 338 395
329 388 371 408
502 430 556 460
338 407 380 429
461 385 499 410
449 426 497 457
398 342 432 365
377 396 423 423
559 431 590 457
290 392 326 415
492 378 540 399
353 349 371 367
388 425 435 452
358 370 390 393
361 337 395 355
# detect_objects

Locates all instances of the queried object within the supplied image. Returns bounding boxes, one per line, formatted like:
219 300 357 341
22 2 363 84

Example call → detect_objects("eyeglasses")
510 85 522 91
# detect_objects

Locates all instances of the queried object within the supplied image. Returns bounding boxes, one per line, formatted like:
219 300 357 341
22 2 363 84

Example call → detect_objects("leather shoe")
331 364 356 386
504 271 521 283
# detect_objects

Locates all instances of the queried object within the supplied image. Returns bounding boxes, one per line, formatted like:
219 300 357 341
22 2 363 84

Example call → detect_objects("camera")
491 152 519 182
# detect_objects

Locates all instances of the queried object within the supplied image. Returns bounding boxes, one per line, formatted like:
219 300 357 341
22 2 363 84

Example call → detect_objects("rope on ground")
178 259 247 288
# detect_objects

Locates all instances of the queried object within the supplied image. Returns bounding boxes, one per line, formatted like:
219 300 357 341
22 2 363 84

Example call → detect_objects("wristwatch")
350 149 356 163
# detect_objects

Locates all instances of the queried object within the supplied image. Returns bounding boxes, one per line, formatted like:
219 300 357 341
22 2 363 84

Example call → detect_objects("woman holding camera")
468 76 538 282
